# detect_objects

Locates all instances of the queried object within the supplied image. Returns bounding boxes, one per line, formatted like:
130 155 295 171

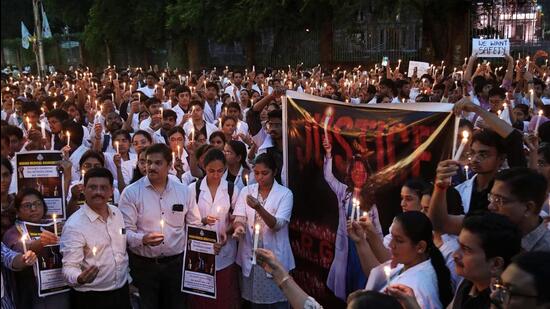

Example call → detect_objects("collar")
81 203 112 223
522 219 549 251
143 175 172 192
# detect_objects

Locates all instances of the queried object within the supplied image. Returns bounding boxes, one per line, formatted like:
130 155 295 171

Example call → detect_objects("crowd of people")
1 48 550 309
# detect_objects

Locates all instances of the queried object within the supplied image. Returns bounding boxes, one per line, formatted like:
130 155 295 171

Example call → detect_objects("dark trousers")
129 252 187 309
70 283 130 309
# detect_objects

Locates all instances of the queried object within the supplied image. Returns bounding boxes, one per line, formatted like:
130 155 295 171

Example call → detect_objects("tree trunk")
186 37 201 71
244 34 256 69
319 12 333 67
105 40 111 66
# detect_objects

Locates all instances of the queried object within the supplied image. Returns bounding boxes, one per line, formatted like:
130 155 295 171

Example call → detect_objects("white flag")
41 3 52 38
21 21 31 49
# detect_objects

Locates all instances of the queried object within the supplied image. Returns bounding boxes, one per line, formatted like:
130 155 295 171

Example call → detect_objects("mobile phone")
382 56 389 67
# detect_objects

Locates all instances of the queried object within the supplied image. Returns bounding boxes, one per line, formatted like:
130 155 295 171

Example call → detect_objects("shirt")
69 145 90 182
449 279 491 309
60 204 129 292
522 220 550 252
118 175 202 258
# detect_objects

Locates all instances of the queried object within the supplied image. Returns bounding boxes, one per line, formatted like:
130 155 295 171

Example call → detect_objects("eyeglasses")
487 193 519 207
20 200 43 210
490 279 538 306
466 151 494 162
82 163 102 170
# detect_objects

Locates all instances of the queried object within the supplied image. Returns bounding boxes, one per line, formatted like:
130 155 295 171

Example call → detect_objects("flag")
41 3 52 38
21 21 31 49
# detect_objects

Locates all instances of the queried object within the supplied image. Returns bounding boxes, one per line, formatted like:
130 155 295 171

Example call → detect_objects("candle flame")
384 265 391 278
255 224 260 233
92 246 97 256
461 130 469 142
160 219 164 228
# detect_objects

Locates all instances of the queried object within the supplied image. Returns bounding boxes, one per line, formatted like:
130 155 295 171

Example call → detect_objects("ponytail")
395 211 453 308
427 242 453 307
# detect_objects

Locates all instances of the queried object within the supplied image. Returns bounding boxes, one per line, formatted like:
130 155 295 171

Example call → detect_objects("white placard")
407 61 430 77
472 39 510 58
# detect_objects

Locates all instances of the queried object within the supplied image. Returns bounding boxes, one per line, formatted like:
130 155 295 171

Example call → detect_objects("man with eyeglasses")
430 166 550 252
453 97 527 216
490 251 550 309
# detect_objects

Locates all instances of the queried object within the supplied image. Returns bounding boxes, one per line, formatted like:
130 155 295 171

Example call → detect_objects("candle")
244 174 249 188
52 214 58 236
384 265 391 284
323 108 332 143
91 246 97 265
530 89 534 110
464 165 469 180
26 116 31 131
355 204 360 221
40 120 46 138
160 219 165 235
177 145 181 158
252 224 260 264
535 110 544 135
21 234 28 253
350 198 357 221
160 107 163 118
115 141 120 154
111 93 114 102
191 128 195 142
66 131 71 146
81 169 85 182
218 118 222 130
453 130 469 161
172 151 176 169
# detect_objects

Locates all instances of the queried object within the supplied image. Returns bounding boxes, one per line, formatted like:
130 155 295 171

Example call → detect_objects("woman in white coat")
322 138 383 300
232 153 294 308
187 148 240 309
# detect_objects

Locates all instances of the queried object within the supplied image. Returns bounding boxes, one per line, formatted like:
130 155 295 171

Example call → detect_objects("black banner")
285 92 455 307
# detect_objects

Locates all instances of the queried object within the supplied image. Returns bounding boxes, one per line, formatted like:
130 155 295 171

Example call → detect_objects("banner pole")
282 94 288 187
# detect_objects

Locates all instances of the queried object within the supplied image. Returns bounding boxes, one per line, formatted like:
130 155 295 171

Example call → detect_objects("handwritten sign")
472 39 509 58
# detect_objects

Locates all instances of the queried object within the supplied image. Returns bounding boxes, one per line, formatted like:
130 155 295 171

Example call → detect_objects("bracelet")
277 275 291 289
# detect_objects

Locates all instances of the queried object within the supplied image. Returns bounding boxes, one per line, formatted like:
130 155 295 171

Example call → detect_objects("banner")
15 151 66 219
181 225 217 299
472 39 510 57
20 221 69 297
284 92 455 308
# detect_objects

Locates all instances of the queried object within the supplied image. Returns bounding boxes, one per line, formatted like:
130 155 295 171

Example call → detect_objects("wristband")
277 275 291 289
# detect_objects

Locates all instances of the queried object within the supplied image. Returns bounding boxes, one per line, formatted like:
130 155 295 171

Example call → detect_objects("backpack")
195 178 235 213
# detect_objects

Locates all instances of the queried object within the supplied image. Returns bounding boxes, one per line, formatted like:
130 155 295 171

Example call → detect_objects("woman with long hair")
322 138 383 300
223 140 250 190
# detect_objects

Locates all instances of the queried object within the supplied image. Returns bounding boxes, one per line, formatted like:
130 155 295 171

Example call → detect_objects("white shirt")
203 100 223 123
172 104 189 125
366 259 443 309
188 179 239 270
69 145 90 182
139 118 166 144
121 158 138 186
118 175 202 258
224 85 242 101
60 204 129 292
104 152 137 183
233 181 295 277
182 120 218 141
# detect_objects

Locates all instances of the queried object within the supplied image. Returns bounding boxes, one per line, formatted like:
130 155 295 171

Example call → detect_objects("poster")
15 151 66 219
181 225 217 299
21 221 70 297
407 60 430 77
472 39 510 57
284 91 455 308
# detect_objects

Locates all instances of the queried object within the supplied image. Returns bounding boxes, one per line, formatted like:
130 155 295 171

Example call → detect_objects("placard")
181 225 217 299
21 221 70 297
15 151 66 219
472 39 510 57
407 61 430 77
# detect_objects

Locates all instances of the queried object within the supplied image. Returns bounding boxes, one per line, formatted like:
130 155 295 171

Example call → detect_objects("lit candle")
66 131 71 146
191 128 195 142
453 130 469 161
21 234 28 253
464 165 469 181
91 246 97 265
323 108 332 143
350 198 357 221
160 107 163 118
172 151 176 169
52 214 58 236
535 110 544 135
26 116 31 131
115 141 120 154
530 89 534 110
40 119 46 138
177 145 181 158
160 219 165 235
384 265 392 284
218 118 222 130
252 224 260 265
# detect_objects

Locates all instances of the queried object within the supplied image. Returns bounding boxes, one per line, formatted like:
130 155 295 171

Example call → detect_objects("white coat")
233 181 295 277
